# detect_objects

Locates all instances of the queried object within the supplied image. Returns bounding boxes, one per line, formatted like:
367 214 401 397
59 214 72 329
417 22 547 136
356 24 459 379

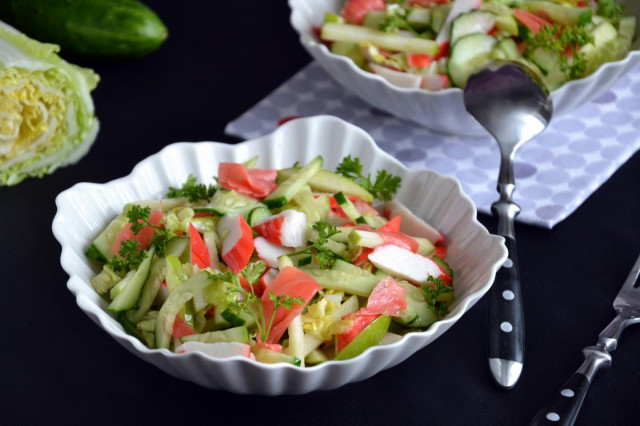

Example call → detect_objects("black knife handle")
487 236 524 367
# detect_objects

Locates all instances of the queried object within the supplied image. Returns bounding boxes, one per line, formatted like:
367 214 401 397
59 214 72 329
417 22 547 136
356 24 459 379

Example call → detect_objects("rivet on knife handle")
488 235 524 389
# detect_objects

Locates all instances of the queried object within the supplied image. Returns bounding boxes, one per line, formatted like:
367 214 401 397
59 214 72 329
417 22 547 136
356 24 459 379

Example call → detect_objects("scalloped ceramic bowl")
53 116 507 395
290 0 640 136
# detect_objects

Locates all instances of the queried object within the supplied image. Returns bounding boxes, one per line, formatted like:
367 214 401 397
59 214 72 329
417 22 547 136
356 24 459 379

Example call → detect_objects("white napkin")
226 62 640 228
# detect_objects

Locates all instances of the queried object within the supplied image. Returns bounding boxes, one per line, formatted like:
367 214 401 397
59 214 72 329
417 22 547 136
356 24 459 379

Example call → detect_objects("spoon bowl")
463 61 553 390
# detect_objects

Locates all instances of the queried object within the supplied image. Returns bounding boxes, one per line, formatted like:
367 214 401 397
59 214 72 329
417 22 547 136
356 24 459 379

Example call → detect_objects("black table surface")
2 2 639 425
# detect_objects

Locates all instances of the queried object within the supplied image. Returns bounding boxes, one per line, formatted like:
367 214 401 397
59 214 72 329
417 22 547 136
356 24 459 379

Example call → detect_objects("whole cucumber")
0 0 168 59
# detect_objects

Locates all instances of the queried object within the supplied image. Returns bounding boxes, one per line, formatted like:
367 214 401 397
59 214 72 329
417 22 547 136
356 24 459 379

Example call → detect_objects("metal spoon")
463 61 553 390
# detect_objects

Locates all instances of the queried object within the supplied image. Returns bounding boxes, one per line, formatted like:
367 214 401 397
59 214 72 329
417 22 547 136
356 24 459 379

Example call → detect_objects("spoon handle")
487 235 524 389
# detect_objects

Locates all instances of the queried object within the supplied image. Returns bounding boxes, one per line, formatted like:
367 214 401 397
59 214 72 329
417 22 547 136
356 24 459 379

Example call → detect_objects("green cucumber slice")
126 254 167 323
450 11 496 46
448 32 497 88
393 281 437 329
301 267 379 297
155 272 214 349
277 167 374 204
334 315 391 361
107 246 156 312
85 213 129 262
197 189 263 217
321 22 438 55
252 345 301 366
333 191 372 226
264 156 323 208
247 206 272 227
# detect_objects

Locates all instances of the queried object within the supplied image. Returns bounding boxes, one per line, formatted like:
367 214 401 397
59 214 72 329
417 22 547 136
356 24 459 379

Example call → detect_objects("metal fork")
530 253 640 426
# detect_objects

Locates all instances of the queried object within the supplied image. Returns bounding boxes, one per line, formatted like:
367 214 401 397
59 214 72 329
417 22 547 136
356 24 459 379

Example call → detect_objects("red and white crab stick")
217 213 254 273
368 244 451 285
252 209 307 247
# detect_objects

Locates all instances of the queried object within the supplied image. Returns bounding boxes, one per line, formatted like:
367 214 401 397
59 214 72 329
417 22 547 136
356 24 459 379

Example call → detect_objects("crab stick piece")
349 229 420 253
261 266 322 344
368 244 451 285
252 209 307 247
189 223 210 269
260 268 279 288
203 230 221 271
217 214 254 273
254 236 294 268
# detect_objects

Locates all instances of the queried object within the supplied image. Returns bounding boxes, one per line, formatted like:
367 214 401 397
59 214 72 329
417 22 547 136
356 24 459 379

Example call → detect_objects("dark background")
1 2 639 425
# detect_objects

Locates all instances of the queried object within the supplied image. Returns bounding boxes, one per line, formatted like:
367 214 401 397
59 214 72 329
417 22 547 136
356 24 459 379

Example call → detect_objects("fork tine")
613 253 640 310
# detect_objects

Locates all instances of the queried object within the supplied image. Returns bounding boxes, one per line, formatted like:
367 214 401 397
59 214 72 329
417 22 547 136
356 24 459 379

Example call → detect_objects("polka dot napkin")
225 62 640 229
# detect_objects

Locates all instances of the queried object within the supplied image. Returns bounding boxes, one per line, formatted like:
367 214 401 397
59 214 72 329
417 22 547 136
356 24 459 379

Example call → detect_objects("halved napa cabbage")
0 20 99 186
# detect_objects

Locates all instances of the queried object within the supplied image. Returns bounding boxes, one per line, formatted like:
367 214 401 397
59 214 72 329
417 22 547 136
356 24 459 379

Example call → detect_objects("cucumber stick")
107 246 156 312
155 271 213 349
264 156 323 208
277 167 374 204
333 192 374 226
0 0 168 59
322 22 438 55
85 213 129 263
301 267 379 297
125 254 167 323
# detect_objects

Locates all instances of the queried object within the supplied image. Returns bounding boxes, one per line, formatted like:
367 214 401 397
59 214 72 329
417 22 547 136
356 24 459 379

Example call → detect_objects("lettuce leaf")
0 20 99 186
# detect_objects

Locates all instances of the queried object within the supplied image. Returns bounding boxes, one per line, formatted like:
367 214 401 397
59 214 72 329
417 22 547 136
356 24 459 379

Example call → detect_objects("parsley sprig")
221 262 305 342
127 205 170 254
107 205 171 272
109 239 147 272
422 276 454 319
598 0 624 25
167 174 217 202
336 155 401 201
289 221 341 269
524 24 594 81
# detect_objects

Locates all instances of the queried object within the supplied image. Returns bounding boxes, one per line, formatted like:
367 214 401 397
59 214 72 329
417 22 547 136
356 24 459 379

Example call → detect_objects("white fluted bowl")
53 115 507 395
290 0 640 136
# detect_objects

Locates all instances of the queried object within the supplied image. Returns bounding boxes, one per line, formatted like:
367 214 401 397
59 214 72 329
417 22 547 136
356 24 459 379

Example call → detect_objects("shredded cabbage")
0 20 99 186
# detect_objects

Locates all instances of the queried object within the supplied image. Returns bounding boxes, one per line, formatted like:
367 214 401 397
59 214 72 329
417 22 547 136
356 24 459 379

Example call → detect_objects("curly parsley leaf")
223 262 304 342
289 221 341 269
336 155 401 201
125 204 171 255
207 270 238 286
422 276 454 319
241 261 267 288
108 239 147 272
524 24 594 81
577 10 593 26
167 174 217 203
598 0 624 25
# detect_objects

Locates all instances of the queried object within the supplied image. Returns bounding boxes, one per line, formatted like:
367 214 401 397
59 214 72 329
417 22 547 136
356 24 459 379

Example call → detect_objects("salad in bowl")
290 0 640 135
319 0 635 91
53 116 507 394
86 151 455 365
